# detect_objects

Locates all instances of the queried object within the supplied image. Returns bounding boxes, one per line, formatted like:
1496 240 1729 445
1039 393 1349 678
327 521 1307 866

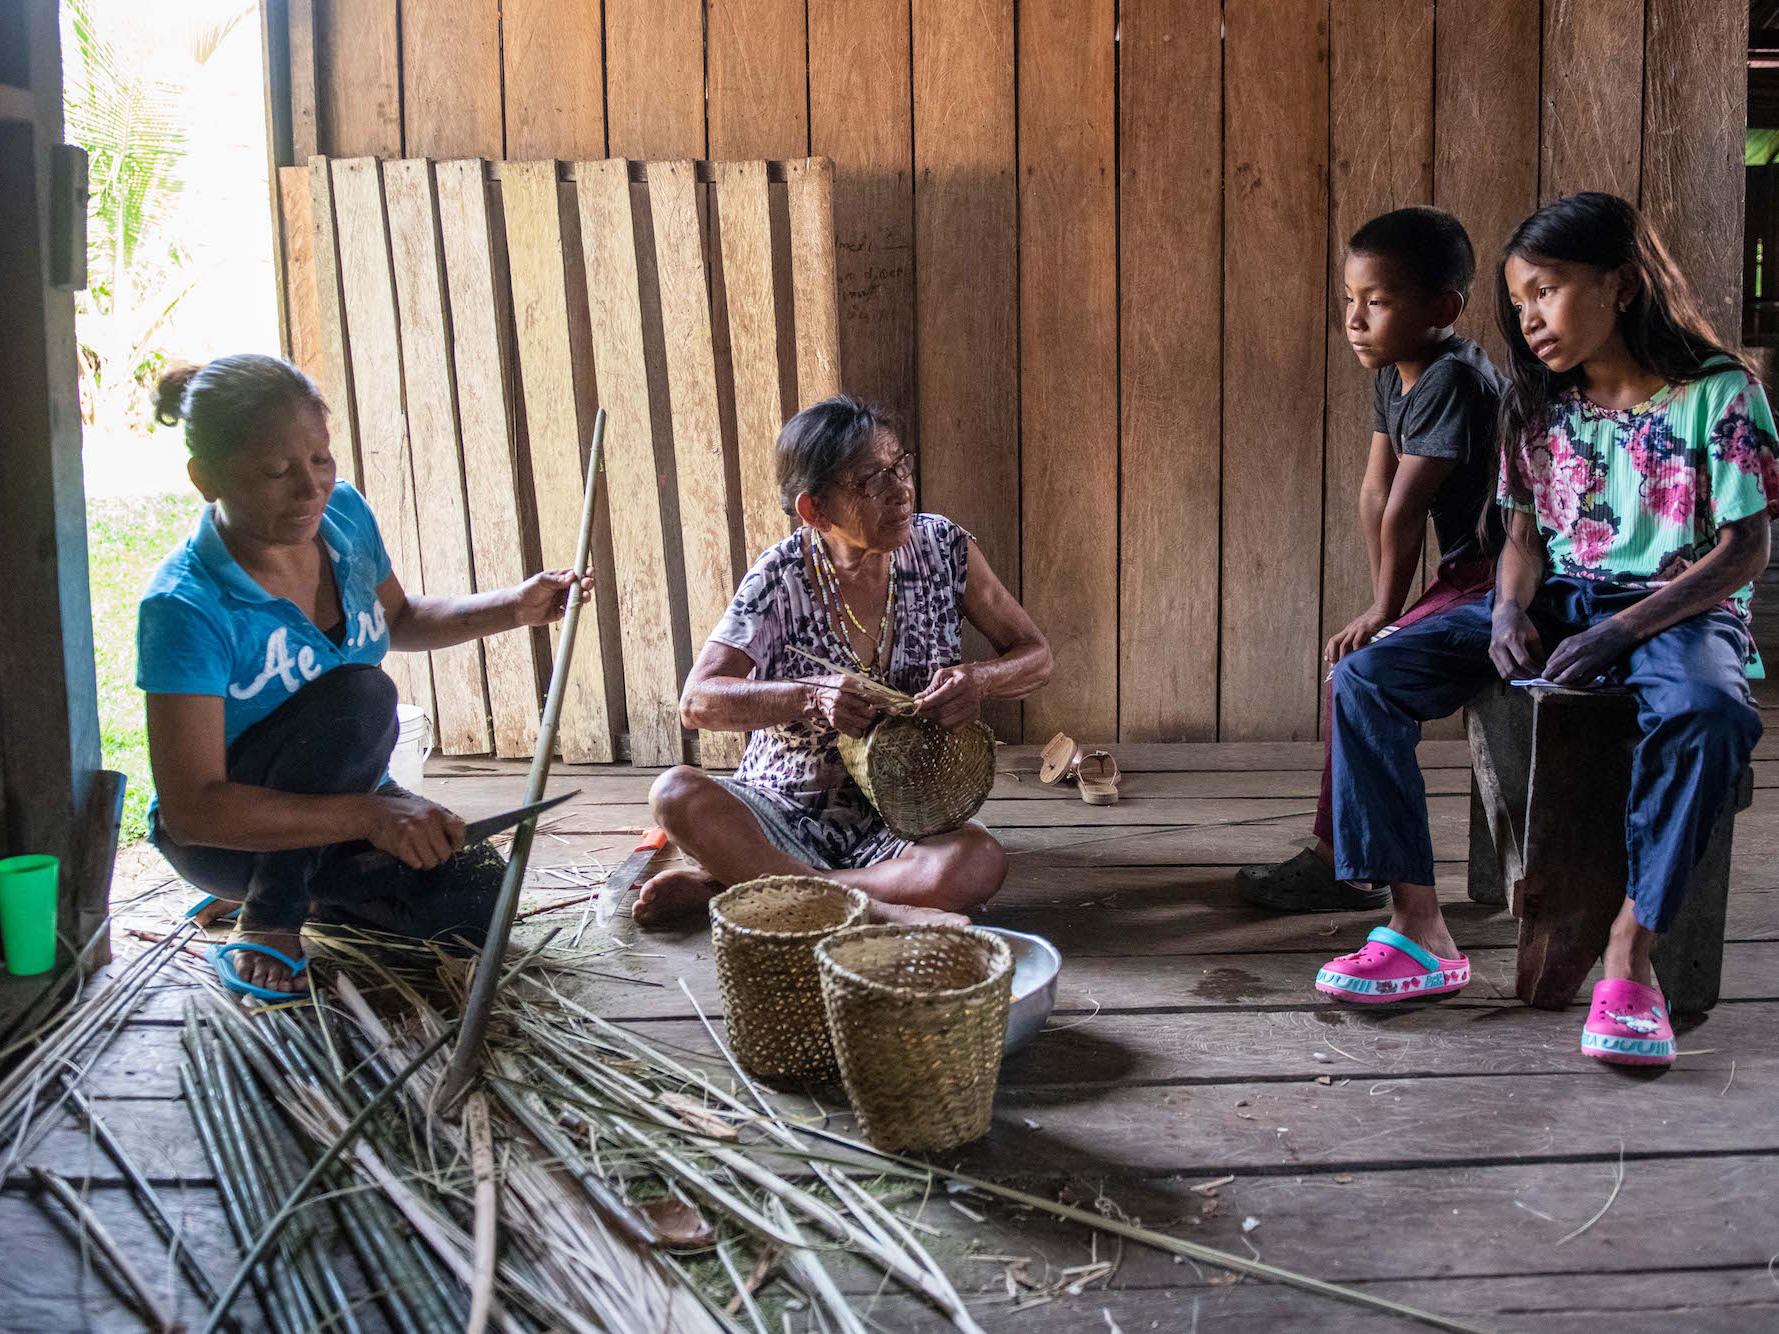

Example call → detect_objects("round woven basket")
710 876 869 1080
814 925 1012 1151
838 715 996 841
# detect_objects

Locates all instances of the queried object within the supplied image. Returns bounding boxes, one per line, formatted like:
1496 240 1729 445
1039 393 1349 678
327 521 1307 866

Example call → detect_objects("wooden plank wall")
279 0 1747 747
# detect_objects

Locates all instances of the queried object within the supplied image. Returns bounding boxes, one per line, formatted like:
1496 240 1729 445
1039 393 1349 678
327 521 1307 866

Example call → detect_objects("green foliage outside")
88 492 203 843
1749 129 1779 167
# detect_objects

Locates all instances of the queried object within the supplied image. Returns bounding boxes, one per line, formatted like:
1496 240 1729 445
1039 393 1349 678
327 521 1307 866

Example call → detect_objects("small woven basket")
815 925 1012 1151
838 715 996 841
710 876 869 1080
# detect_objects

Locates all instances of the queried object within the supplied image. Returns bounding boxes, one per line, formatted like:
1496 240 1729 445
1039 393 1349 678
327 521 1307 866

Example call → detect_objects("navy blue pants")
1329 577 1761 932
151 664 501 941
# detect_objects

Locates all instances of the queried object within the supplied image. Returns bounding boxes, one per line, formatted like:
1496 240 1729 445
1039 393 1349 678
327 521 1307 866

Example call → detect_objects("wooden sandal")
1076 750 1121 805
1038 732 1081 785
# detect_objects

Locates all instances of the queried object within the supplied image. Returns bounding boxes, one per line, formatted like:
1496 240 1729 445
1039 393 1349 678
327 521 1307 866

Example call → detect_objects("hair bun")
152 363 202 427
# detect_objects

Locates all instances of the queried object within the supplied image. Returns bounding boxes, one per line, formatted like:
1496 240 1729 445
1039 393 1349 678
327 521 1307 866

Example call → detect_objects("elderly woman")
634 397 1053 928
138 355 592 998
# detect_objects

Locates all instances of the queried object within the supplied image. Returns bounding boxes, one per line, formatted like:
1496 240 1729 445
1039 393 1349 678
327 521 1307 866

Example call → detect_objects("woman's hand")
913 665 983 728
803 675 882 738
1488 599 1545 680
362 793 465 870
1542 618 1637 687
512 569 598 627
1324 608 1392 665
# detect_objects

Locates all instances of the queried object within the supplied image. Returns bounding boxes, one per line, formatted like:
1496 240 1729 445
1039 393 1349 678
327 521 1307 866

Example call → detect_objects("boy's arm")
1327 450 1452 662
1357 430 1396 585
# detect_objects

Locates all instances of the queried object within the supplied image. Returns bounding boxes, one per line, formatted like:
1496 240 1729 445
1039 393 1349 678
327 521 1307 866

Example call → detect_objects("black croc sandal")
1235 850 1390 913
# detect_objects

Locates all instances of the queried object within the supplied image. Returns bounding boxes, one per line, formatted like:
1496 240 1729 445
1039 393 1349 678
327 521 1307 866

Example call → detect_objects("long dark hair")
1494 192 1744 452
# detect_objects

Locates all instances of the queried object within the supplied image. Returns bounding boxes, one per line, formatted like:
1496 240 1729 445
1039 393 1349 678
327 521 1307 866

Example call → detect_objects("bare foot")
192 897 241 929
867 900 970 929
223 926 307 994
631 867 723 929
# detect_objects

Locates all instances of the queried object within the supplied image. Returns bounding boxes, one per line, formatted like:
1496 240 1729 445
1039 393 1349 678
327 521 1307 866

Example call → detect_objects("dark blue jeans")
151 664 500 942
1328 577 1761 932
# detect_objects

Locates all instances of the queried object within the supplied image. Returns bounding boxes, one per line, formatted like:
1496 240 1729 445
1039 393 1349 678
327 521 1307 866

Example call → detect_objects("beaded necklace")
806 528 897 678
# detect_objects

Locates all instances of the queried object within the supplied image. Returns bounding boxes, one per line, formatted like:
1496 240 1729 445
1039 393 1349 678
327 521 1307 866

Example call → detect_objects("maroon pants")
1312 558 1496 846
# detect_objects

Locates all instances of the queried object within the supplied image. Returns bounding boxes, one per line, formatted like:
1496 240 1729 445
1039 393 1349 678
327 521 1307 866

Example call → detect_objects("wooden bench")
1466 681 1753 1014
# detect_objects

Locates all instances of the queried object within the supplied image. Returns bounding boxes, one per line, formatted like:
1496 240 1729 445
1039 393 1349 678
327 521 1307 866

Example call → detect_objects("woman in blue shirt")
138 355 589 999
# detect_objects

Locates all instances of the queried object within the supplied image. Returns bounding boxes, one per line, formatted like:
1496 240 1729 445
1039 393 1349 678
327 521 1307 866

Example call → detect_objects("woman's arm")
1542 511 1772 685
914 539 1053 726
378 569 594 653
1488 508 1549 678
679 642 884 738
146 694 463 866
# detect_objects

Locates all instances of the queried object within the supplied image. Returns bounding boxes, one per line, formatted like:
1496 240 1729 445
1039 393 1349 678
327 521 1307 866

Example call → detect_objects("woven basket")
814 925 1012 1151
710 877 869 1080
838 715 996 841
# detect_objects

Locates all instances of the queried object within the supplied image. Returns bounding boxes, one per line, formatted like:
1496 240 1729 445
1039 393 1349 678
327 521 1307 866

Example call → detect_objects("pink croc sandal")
1315 926 1470 1004
1582 978 1675 1067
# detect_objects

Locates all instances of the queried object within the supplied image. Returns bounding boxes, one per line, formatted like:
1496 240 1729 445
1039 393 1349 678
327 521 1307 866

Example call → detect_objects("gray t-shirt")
1372 335 1506 565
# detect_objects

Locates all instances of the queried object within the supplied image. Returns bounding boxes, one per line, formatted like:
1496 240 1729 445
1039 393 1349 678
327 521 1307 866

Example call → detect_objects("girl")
139 355 592 999
1315 193 1775 1068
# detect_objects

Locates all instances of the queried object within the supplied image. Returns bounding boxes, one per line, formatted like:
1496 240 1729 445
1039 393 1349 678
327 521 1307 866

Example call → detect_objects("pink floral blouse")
1499 365 1779 671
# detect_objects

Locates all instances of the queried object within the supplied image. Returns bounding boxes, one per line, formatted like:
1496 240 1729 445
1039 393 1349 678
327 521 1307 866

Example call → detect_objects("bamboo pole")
436 409 606 1111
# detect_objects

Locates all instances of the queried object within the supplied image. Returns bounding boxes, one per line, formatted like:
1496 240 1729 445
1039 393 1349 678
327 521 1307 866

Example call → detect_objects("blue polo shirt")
136 482 395 746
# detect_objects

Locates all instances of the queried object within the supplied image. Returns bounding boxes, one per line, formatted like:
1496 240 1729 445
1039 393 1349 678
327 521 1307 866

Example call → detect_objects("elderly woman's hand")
914 665 983 728
804 675 882 738
512 568 598 627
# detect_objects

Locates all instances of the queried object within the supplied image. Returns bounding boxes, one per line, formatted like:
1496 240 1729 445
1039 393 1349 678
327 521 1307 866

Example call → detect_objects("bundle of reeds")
179 928 1481 1334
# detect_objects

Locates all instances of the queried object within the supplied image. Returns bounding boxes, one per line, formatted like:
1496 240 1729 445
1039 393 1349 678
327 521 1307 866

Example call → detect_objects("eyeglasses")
840 451 916 503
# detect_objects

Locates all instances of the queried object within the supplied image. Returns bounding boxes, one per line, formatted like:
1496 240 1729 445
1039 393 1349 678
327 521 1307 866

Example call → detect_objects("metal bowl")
974 926 1061 1055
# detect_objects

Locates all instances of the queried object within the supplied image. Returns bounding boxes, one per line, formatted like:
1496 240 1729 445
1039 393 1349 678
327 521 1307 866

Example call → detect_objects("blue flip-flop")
184 894 241 925
208 941 309 1002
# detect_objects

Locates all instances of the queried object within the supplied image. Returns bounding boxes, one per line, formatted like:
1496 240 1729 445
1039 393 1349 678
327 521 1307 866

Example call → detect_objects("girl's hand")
362 793 464 870
1488 601 1545 679
1543 618 1636 686
1324 608 1392 665
804 675 881 738
913 665 983 728
513 569 597 627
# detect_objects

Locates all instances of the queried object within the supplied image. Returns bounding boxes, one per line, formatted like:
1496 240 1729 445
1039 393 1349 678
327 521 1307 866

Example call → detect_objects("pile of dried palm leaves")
170 929 1480 1334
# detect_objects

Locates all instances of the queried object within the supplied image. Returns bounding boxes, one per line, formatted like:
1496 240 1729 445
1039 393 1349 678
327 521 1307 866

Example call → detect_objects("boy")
1237 207 1505 913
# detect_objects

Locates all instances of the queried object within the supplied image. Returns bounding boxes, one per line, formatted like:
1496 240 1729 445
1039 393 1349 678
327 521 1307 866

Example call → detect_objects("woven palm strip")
838 716 996 841
709 876 870 1079
815 925 1013 1151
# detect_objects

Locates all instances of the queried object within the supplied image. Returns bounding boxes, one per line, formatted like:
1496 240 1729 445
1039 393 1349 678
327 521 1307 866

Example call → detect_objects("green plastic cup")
0 855 59 976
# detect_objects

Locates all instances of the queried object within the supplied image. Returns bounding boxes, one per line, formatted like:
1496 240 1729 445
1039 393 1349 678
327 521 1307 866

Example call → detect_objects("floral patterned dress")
1498 364 1779 672
706 514 971 867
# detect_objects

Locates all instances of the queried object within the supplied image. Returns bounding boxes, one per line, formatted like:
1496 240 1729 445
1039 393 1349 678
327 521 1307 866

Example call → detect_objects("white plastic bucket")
389 704 434 795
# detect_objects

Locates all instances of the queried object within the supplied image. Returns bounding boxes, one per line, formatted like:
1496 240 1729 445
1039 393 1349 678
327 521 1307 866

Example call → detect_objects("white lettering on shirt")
229 626 304 700
352 601 388 650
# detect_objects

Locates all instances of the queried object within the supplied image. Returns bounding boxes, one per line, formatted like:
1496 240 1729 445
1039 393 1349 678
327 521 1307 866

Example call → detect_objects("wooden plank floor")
9 714 1779 1330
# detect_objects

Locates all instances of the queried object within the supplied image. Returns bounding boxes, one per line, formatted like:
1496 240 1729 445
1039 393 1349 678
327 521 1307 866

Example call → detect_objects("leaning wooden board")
435 159 544 758
1540 0 1644 201
382 159 492 754
328 157 434 718
501 161 620 762
577 160 687 767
